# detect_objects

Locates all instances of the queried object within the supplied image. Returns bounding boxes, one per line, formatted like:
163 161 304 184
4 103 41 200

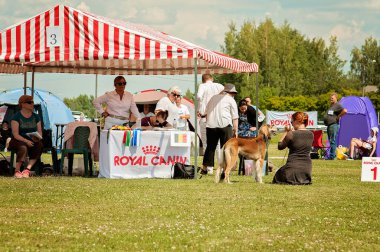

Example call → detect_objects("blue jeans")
327 123 339 160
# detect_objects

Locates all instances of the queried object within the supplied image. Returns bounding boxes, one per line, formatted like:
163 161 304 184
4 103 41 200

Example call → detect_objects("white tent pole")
255 72 259 134
95 74 98 118
194 58 198 179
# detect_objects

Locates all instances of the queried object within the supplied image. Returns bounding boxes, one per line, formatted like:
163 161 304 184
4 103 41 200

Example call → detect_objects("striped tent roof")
0 5 258 75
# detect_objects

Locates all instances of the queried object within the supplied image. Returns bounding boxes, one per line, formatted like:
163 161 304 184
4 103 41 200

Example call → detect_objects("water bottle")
136 118 141 129
173 119 177 129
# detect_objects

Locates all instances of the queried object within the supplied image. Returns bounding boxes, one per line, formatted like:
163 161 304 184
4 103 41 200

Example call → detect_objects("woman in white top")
93 76 141 130
347 127 378 159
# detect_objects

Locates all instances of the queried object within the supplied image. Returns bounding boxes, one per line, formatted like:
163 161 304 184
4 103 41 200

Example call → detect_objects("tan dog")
215 124 277 184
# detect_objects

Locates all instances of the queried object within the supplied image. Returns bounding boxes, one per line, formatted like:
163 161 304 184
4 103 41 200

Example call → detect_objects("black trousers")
202 126 233 167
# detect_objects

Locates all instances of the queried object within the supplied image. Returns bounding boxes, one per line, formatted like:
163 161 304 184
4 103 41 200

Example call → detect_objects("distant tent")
0 87 74 148
337 96 379 157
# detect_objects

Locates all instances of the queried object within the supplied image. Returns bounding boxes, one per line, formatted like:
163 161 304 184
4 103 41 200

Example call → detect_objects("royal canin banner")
266 111 318 129
99 130 192 179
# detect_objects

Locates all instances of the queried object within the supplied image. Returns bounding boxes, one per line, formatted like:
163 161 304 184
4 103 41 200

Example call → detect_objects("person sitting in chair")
347 127 378 160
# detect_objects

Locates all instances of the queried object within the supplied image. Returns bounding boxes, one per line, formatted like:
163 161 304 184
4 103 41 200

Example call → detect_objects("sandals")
14 170 23 178
22 168 31 178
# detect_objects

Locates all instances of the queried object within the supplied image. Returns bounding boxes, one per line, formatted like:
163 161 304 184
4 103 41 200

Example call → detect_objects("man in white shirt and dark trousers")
197 74 224 174
200 84 239 176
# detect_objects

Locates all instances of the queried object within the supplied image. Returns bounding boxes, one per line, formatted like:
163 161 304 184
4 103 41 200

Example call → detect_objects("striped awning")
0 5 258 75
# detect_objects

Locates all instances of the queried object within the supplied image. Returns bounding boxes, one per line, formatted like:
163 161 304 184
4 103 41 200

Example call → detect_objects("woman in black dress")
273 111 314 185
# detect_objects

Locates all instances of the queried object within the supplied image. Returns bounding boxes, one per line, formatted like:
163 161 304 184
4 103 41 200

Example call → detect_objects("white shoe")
207 167 214 175
3 148 7 152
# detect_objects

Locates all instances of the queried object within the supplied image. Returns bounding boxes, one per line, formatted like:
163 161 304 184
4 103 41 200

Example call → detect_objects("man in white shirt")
197 74 224 174
155 86 180 125
93 76 141 130
200 84 239 176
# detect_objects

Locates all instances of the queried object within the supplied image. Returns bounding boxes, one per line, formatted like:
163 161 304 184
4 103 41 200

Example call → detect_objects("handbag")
171 162 199 179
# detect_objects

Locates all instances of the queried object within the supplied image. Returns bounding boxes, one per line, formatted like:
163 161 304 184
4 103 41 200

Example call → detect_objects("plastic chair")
60 126 93 177
310 130 330 159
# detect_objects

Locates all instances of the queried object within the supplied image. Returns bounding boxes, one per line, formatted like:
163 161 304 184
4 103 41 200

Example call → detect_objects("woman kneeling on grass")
9 95 43 178
347 127 378 160
273 112 314 185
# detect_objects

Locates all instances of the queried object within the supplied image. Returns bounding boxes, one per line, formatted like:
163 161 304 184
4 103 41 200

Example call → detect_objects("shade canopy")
0 5 258 75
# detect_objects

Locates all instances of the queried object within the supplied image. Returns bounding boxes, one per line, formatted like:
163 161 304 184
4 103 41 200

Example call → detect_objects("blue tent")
337 96 379 157
0 87 74 147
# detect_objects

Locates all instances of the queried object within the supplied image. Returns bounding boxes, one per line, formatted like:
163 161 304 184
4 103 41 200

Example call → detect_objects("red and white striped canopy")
0 5 258 75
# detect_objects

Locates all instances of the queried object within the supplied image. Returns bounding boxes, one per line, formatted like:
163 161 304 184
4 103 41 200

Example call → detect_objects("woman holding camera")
272 112 314 185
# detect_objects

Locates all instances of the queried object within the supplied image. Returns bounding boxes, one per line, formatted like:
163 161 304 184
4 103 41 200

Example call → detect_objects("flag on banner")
171 132 191 147
131 129 141 146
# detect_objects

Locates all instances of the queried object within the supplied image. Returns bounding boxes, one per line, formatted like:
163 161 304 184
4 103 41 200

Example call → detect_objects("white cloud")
76 2 90 12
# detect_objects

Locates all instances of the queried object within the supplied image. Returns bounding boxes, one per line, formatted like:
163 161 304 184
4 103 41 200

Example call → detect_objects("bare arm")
11 120 34 147
233 118 238 138
369 141 377 157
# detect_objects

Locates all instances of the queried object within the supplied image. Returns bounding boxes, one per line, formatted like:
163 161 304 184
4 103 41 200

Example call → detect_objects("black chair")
9 150 42 175
60 126 93 177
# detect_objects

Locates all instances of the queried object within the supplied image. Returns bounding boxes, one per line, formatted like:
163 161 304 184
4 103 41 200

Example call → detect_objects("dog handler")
272 112 314 185
200 83 239 176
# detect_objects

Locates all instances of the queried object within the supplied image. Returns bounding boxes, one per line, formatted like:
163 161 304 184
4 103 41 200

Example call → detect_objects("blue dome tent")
0 87 74 148
337 96 379 157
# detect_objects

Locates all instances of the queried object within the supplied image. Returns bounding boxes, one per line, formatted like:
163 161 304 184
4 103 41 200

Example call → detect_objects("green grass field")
0 134 379 251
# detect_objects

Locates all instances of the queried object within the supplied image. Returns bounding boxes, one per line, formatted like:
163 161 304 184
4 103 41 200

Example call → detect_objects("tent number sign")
46 26 63 48
361 157 380 182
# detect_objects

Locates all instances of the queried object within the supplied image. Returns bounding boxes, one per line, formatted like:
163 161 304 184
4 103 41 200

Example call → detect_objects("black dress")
273 130 314 185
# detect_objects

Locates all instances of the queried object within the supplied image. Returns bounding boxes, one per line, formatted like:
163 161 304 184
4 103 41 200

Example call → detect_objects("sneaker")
207 167 214 175
22 169 31 178
347 157 354 160
3 148 7 152
14 171 22 178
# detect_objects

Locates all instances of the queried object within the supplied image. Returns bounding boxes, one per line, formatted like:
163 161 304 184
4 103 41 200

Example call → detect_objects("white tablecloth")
99 130 194 179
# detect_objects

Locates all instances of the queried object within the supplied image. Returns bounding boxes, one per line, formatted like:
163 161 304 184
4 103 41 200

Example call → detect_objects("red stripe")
134 34 140 59
93 19 99 59
113 27 119 59
167 45 172 59
155 41 160 59
103 23 109 59
123 31 129 59
14 25 21 62
35 15 40 62
4 29 11 62
25 20 31 61
83 15 89 60
44 10 50 62
145 38 150 59
54 5 60 61
177 48 183 59
64 6 70 61
73 11 79 60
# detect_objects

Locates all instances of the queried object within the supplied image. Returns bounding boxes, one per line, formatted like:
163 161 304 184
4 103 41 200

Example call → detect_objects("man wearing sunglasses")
93 76 141 130
154 86 180 125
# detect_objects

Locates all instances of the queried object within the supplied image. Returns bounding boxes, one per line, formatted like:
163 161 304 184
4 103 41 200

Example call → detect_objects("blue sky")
0 0 379 99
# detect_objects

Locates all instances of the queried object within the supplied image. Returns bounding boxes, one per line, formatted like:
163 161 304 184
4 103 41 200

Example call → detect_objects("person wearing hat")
197 74 224 174
347 127 378 160
8 95 44 178
200 83 239 175
93 76 141 130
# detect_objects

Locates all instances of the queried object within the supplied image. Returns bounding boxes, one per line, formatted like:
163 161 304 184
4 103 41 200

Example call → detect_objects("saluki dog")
216 124 277 184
